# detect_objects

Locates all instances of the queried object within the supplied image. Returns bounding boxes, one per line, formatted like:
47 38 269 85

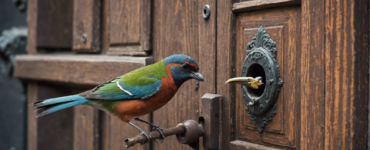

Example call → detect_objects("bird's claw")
151 126 165 143
138 131 151 145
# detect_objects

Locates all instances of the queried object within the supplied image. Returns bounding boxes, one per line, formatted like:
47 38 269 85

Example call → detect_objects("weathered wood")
232 0 300 12
74 106 98 150
36 83 74 150
235 7 300 148
14 55 152 86
152 0 202 149
325 0 369 149
27 0 37 54
27 83 38 150
73 87 99 150
107 0 151 55
216 0 236 149
101 0 109 54
300 0 325 149
36 0 73 49
73 0 101 52
198 0 217 108
104 114 150 150
229 140 282 150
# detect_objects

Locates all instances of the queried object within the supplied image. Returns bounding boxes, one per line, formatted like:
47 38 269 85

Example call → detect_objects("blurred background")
0 0 28 150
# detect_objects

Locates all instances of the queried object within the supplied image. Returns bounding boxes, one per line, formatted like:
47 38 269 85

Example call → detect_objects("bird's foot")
137 131 151 145
151 125 165 143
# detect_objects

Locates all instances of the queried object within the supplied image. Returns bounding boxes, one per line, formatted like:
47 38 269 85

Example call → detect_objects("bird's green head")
164 54 204 87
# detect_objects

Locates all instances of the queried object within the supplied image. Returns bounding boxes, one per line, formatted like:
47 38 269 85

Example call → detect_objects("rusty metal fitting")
176 120 204 144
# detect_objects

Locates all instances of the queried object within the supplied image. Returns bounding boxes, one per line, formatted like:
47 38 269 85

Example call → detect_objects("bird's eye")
182 63 189 69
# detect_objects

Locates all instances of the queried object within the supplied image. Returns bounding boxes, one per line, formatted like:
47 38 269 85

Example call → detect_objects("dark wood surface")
36 83 74 150
324 0 369 149
27 0 37 54
300 0 325 149
216 0 237 149
21 0 370 149
106 0 151 55
229 140 282 150
232 0 300 12
14 55 152 85
152 0 201 149
73 0 101 52
27 83 38 150
36 0 73 49
235 7 300 148
72 88 100 150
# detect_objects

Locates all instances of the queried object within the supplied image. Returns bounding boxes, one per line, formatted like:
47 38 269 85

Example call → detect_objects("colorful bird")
32 54 204 144
225 76 263 89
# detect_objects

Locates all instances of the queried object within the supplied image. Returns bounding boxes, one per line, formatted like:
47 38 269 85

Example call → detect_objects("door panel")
152 0 216 149
233 7 300 148
107 0 151 55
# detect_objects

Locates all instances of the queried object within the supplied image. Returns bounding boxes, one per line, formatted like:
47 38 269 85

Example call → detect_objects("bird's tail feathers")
32 95 90 117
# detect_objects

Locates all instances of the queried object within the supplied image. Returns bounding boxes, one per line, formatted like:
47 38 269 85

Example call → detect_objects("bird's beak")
191 71 204 82
225 77 252 84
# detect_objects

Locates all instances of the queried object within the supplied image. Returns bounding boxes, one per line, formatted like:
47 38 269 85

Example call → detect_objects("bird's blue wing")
83 77 162 100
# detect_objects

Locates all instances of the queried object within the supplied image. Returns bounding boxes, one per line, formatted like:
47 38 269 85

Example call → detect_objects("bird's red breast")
115 63 180 122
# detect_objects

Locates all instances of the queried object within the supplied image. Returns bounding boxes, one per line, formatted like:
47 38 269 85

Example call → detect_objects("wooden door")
16 0 369 150
220 0 368 150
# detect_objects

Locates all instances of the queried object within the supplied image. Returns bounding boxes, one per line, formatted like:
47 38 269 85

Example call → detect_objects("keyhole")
246 64 266 98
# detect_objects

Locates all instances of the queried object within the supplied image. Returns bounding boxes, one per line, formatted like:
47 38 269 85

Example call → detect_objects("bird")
225 76 263 89
32 54 204 144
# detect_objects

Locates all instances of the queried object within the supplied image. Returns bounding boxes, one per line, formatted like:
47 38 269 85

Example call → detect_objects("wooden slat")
27 82 38 150
73 0 101 52
107 0 151 56
300 0 325 149
198 0 217 117
229 140 282 150
36 83 74 150
36 0 73 49
216 0 236 149
73 105 98 150
324 0 369 149
14 55 153 85
198 1 217 150
27 0 37 54
232 0 300 12
152 0 201 149
104 114 150 150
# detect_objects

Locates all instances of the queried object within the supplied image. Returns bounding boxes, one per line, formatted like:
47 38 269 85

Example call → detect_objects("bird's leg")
127 121 151 145
134 118 165 143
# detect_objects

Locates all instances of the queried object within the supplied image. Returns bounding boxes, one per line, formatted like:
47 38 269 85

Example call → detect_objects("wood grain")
198 0 217 119
152 0 202 149
36 83 74 150
27 83 38 150
73 105 98 150
27 0 37 54
216 0 237 149
107 0 151 55
300 0 325 149
103 114 150 150
73 0 101 52
36 0 73 49
229 140 282 150
232 0 300 12
14 55 152 86
324 0 369 149
234 7 300 148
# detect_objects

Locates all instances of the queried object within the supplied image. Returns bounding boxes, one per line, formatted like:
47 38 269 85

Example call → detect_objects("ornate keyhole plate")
241 26 283 132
